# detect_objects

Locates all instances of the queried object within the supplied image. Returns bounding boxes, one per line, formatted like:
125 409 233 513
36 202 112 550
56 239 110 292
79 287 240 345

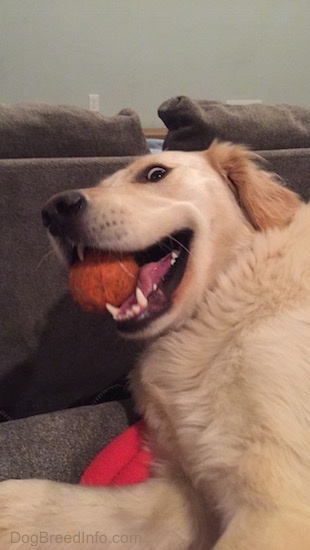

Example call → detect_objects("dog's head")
42 142 300 338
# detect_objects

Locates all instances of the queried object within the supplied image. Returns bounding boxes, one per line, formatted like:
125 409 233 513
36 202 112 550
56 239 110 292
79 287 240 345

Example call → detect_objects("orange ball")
69 251 139 313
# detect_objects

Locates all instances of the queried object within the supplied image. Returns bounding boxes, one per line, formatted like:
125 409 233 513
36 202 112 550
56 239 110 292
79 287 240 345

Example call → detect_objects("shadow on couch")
0 293 143 421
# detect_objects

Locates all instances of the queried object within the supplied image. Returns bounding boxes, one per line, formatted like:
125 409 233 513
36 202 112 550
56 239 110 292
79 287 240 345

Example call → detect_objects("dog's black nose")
42 191 87 237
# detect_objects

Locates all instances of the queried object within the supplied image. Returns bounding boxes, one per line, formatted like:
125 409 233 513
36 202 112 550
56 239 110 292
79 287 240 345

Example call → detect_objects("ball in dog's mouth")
69 229 193 333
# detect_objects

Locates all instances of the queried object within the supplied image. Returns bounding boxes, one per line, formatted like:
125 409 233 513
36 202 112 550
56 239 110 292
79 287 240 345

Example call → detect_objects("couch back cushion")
0 104 149 158
159 96 310 151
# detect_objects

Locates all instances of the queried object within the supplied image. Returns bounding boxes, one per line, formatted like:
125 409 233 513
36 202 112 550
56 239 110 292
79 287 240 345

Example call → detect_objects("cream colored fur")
1 142 310 549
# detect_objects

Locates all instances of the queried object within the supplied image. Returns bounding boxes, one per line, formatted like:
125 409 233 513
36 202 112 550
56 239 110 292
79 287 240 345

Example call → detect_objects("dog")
1 141 310 549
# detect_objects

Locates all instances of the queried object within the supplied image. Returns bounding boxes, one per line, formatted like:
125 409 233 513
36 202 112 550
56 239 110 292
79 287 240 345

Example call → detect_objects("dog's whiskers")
168 235 192 256
36 249 56 270
117 260 137 279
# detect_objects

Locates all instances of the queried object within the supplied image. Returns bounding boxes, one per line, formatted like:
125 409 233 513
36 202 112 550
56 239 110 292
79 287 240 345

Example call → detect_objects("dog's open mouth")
70 229 193 332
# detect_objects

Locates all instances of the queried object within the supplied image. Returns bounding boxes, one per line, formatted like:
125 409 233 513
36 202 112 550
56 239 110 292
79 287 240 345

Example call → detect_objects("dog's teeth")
170 250 179 266
77 244 85 262
110 303 141 323
122 308 134 320
106 303 121 320
108 297 145 323
153 284 158 291
136 287 148 308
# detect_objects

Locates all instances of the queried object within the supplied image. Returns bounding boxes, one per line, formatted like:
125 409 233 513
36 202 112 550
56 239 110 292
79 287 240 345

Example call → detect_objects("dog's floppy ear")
207 141 300 230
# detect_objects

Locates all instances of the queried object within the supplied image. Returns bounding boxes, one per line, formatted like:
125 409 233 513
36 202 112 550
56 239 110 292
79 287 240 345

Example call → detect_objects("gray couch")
1 99 310 484
0 105 147 482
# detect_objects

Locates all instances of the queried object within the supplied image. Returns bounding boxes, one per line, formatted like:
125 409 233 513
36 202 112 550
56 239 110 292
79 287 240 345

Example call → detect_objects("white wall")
1 0 309 126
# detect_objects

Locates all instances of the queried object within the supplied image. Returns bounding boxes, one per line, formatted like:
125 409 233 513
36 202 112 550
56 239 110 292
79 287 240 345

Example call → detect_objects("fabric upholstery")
0 401 136 482
259 148 310 201
159 96 310 152
0 104 149 158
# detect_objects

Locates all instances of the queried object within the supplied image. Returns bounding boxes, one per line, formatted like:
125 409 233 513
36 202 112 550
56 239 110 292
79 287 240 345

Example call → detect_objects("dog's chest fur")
132 206 310 519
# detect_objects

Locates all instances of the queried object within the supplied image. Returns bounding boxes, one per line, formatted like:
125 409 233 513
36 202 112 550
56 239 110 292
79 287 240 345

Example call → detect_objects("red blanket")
80 421 152 486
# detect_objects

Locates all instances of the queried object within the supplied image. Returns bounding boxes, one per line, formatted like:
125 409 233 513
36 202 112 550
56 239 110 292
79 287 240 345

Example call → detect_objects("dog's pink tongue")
118 253 172 314
137 254 172 296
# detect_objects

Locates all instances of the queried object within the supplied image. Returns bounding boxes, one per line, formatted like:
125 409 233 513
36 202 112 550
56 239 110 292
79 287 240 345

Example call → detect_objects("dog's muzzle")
42 190 193 333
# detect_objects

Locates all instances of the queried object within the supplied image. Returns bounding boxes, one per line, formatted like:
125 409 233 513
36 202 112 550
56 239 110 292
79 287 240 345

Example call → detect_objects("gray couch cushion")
0 104 149 158
0 400 136 482
260 149 310 202
0 157 143 419
159 96 310 151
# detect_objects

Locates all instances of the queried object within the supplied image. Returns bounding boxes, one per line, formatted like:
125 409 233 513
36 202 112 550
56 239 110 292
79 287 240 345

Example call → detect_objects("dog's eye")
146 166 167 182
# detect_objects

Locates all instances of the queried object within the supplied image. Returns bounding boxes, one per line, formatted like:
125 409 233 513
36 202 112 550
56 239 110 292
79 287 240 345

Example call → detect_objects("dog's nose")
42 190 87 237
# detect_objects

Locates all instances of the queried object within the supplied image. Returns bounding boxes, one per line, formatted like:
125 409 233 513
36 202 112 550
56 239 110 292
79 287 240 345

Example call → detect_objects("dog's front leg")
0 477 199 549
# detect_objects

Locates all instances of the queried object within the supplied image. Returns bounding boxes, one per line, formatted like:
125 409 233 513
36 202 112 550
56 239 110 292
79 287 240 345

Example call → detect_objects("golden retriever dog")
1 141 310 549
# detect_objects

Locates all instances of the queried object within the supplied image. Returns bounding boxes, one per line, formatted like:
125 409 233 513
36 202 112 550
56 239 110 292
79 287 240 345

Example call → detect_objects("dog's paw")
0 479 118 549
0 478 194 549
0 480 36 548
0 478 68 549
